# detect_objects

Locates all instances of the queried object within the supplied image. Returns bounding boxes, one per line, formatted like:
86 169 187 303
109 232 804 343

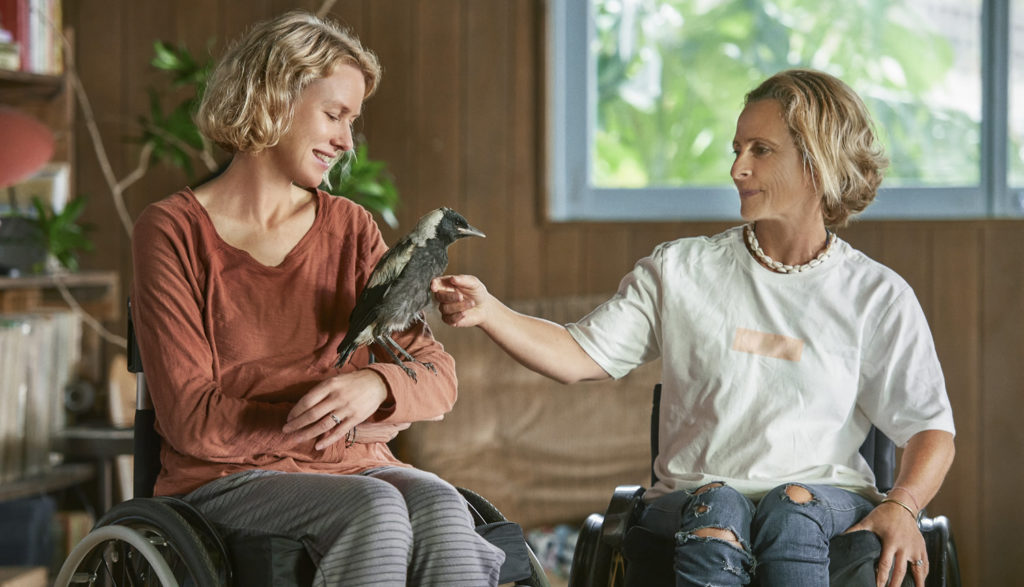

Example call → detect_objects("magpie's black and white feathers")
335 207 485 380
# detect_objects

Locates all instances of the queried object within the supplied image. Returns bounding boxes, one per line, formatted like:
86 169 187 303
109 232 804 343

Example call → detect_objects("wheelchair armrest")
601 485 647 549
919 513 961 587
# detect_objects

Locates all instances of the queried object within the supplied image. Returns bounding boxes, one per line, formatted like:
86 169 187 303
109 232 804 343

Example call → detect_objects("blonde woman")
434 69 954 587
131 11 504 585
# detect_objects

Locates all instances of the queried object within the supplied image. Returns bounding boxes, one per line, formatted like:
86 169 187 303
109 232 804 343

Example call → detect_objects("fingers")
313 415 353 450
284 385 329 428
283 371 389 450
876 552 893 587
432 275 487 327
431 274 483 293
910 555 928 587
876 552 929 587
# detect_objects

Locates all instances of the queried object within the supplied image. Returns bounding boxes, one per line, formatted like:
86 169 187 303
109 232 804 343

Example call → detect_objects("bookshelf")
0 462 93 502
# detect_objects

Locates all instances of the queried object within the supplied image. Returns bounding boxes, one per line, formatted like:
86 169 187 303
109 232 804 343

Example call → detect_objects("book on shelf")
1 161 70 214
0 311 81 483
0 0 62 75
0 19 17 71
0 41 18 71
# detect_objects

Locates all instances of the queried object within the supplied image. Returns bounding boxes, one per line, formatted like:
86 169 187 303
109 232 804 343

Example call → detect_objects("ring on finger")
913 559 924 567
330 413 341 426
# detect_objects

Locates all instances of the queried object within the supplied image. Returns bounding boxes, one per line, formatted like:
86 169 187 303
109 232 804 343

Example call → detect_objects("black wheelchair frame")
55 303 549 586
568 384 962 587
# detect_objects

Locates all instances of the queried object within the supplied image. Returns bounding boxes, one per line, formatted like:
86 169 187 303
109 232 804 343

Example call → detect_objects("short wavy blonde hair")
745 69 888 228
197 10 382 154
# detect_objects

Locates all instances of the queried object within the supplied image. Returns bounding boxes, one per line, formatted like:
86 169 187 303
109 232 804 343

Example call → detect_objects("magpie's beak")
457 224 486 239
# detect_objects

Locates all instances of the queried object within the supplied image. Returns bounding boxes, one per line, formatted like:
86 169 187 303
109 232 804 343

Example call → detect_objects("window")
1009 0 1024 204
547 0 1023 221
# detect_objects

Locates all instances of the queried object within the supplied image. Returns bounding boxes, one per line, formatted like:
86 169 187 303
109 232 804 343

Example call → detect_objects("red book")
0 0 28 71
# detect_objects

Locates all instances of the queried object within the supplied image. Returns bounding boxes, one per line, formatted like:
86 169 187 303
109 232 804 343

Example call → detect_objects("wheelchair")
55 305 550 586
568 385 962 587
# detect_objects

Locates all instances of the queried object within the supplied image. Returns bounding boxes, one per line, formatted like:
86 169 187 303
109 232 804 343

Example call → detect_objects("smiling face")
269 63 366 188
731 99 822 226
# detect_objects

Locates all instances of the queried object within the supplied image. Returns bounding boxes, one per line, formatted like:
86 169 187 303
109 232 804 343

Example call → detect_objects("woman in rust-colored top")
130 10 504 586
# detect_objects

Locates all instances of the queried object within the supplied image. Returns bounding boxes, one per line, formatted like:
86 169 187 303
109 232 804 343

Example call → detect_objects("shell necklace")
744 223 834 274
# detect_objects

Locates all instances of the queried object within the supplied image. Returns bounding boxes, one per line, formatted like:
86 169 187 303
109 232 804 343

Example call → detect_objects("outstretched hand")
431 274 493 328
843 502 927 587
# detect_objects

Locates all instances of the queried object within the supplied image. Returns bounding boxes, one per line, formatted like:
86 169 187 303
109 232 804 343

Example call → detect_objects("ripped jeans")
637 482 875 586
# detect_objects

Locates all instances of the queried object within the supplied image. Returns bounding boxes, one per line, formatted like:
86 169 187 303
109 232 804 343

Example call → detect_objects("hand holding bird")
335 207 485 380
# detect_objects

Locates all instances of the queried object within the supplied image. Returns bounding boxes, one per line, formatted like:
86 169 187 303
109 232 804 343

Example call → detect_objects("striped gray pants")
183 466 505 586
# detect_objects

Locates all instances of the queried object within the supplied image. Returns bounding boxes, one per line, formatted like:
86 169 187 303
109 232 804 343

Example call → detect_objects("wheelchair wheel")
55 498 223 586
568 513 612 587
458 487 551 587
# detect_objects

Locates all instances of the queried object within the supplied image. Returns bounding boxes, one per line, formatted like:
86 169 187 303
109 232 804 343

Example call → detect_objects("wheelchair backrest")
126 300 161 498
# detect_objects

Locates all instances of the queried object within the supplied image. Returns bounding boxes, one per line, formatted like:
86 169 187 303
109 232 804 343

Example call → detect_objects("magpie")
335 207 485 380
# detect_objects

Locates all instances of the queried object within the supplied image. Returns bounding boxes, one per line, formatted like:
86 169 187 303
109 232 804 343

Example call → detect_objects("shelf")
0 270 117 290
0 69 65 101
0 270 120 319
0 462 94 502
54 426 133 459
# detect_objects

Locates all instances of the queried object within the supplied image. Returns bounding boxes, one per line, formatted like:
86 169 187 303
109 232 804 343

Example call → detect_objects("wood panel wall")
66 1 1022 584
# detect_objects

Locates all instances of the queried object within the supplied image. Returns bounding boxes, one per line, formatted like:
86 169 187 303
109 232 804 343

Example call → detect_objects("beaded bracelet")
880 497 918 520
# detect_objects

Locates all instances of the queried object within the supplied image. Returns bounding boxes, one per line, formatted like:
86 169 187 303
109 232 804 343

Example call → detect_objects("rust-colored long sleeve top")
131 188 457 496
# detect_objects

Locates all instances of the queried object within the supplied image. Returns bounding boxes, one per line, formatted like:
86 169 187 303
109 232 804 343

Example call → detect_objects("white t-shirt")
566 226 955 502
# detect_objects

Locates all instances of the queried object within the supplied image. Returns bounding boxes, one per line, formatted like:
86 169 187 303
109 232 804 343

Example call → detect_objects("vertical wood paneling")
543 226 584 298
508 0 544 300
410 1 463 266
362 0 415 235
64 5 1024 583
462 1 511 293
583 226 632 293
929 223 981 587
74 0 125 294
980 224 1024 584
879 223 933 313
175 0 221 71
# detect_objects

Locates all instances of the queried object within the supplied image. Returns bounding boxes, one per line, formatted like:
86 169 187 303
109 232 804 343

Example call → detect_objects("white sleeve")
565 246 664 379
857 287 956 446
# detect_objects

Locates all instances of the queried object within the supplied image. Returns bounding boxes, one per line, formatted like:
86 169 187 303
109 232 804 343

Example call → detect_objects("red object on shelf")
0 105 54 189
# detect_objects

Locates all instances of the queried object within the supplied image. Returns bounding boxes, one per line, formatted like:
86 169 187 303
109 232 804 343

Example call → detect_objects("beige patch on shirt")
732 327 804 362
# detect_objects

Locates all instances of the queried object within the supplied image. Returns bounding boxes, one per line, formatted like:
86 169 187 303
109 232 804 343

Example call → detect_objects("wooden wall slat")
361 0 415 236
74 0 126 378
408 0 463 264
543 226 584 298
461 0 511 293
582 226 632 294
929 222 982 587
980 223 1024 584
508 0 544 300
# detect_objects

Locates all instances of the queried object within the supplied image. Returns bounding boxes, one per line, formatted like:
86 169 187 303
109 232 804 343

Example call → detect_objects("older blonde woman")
131 11 504 585
434 69 954 587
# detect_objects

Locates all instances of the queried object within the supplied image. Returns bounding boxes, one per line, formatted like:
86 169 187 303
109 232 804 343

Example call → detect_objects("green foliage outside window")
592 0 994 190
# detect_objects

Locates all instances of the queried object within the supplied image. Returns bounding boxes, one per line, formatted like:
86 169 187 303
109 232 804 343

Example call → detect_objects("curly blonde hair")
745 69 888 228
197 10 382 154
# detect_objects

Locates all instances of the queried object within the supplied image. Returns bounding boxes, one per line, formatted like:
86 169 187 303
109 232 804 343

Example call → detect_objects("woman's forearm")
888 429 955 512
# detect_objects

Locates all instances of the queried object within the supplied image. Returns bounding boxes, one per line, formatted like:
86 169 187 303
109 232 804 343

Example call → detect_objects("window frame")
546 0 1021 222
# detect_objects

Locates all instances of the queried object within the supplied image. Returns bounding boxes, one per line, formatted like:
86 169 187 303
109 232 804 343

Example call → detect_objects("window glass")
1011 0 1024 187
592 0 982 190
